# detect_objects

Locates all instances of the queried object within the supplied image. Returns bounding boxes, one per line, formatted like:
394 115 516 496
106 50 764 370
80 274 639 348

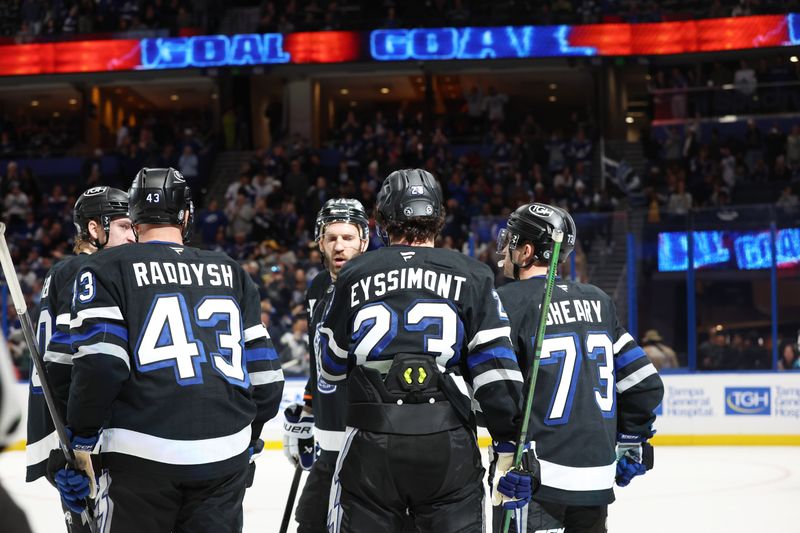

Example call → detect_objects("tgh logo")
725 387 770 415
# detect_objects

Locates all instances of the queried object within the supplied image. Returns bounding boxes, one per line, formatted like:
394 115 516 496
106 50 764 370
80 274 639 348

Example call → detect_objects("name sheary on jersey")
132 261 234 288
350 267 467 306
545 299 603 325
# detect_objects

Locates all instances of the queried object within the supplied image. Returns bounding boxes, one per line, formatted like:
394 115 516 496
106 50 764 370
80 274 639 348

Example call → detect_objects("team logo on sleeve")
318 377 337 394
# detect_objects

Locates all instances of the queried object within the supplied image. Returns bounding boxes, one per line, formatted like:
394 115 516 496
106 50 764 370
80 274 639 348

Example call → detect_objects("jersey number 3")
135 294 247 387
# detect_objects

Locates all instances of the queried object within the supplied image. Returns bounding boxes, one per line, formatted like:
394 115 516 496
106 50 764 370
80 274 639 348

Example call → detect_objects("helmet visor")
496 228 512 255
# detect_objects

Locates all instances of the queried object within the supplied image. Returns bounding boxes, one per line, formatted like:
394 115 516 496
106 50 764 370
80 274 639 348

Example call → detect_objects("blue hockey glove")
54 429 100 514
282 403 315 470
615 434 653 487
490 441 537 510
55 468 91 514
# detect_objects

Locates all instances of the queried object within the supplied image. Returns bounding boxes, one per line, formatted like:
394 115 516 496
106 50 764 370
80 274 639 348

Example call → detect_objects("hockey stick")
279 465 303 533
0 223 99 533
501 228 564 533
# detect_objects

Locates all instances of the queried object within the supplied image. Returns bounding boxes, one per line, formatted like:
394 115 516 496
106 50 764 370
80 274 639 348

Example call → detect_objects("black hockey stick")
0 223 99 533
501 228 563 533
279 465 303 533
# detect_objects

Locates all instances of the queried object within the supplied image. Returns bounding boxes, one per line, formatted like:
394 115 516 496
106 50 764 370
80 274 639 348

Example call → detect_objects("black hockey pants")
329 426 485 533
491 500 607 533
98 466 249 533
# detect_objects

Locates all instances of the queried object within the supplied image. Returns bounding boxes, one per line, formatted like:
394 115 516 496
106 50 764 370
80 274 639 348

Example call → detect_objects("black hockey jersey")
26 253 90 482
319 245 522 442
67 242 284 480
303 270 348 452
497 277 664 506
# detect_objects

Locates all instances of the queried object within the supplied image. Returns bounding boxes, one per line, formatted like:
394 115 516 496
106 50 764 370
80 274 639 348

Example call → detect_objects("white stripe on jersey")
539 457 616 492
250 369 284 385
44 350 72 365
73 342 130 368
70 306 123 328
101 424 250 465
319 327 348 358
56 313 71 326
328 426 359 533
244 324 269 342
613 333 634 355
616 363 658 393
472 368 523 393
315 427 345 452
467 326 511 351
25 430 59 467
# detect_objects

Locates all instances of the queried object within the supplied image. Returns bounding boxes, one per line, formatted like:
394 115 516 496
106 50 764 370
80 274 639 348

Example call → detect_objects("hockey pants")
491 500 607 533
329 426 485 533
98 466 248 533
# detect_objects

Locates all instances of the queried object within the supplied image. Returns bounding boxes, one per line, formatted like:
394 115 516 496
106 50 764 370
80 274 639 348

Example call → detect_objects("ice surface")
1 446 797 532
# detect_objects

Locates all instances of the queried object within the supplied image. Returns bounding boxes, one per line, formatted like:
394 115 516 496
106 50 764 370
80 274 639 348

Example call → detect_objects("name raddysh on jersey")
132 261 235 288
350 267 467 307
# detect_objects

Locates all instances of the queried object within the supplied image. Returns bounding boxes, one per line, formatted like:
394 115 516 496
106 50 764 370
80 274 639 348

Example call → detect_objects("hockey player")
56 167 284 532
319 169 532 532
493 203 664 533
26 186 134 532
283 198 369 533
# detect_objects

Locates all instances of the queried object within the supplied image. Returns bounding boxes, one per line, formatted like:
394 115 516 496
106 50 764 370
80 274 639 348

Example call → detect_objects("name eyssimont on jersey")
132 260 235 288
349 267 467 307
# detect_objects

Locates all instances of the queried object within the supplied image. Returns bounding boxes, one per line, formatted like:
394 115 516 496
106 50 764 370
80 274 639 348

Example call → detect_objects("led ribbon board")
0 14 798 76
658 228 800 272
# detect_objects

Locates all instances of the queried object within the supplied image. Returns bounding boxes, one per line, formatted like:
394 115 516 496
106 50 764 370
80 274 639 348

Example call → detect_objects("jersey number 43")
135 294 248 388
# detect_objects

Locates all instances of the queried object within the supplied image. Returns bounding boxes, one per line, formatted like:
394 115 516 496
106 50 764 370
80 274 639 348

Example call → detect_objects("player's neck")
136 224 184 245
389 238 434 247
517 264 548 280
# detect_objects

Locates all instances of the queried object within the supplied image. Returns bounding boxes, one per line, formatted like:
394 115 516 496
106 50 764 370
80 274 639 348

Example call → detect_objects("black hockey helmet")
498 203 577 265
314 198 370 242
128 167 194 241
73 186 130 249
376 169 443 224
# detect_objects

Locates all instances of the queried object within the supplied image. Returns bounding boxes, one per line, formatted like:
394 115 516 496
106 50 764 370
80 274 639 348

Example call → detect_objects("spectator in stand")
667 179 692 216
778 342 800 370
178 144 199 182
464 85 483 133
699 328 729 370
4 181 30 225
196 198 228 245
669 68 689 119
483 85 509 123
641 329 680 370
227 191 255 237
734 60 757 98
776 186 799 208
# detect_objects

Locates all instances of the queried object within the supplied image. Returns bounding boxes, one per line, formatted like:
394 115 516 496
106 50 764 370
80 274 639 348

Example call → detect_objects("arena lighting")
548 95 557 102
339 88 349 95
379 87 390 94
30 100 39 107
625 116 634 124
791 55 799 62
657 228 800 272
170 94 179 101
68 98 77 105
549 83 557 90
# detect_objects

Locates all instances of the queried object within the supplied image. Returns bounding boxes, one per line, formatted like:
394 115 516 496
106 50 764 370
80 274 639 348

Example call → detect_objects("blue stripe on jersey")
244 347 278 362
615 347 647 370
49 331 71 344
467 347 517 369
322 350 347 375
70 323 129 344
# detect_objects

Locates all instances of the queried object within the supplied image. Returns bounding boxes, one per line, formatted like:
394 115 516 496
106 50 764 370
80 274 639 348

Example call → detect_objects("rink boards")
7 371 800 451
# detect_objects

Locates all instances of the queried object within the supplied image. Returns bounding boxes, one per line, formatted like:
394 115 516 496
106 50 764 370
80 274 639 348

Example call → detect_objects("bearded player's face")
320 222 365 278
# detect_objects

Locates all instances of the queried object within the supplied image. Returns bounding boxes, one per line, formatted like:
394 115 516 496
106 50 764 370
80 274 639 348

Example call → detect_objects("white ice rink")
1 446 798 533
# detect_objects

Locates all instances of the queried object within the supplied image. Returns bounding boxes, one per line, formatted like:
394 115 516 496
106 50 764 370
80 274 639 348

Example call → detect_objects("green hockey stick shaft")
501 228 564 533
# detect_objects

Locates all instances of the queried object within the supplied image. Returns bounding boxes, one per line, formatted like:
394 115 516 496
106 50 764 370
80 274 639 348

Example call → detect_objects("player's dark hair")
376 210 445 245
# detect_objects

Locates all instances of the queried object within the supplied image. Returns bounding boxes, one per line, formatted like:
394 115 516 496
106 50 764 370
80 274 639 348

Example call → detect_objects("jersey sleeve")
242 274 284 443
460 269 523 442
44 265 78 416
67 261 130 437
317 281 351 383
611 305 664 440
